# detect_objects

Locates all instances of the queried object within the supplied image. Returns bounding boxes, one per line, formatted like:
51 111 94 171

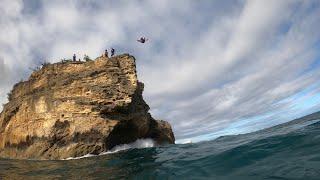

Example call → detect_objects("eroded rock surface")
0 54 175 160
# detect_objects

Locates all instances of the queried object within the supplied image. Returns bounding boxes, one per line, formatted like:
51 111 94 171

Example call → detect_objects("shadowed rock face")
0 54 175 160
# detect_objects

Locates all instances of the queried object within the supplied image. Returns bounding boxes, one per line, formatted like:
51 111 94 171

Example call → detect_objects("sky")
1 0 320 143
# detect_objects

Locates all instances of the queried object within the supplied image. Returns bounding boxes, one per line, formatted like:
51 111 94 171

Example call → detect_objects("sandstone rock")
0 54 175 160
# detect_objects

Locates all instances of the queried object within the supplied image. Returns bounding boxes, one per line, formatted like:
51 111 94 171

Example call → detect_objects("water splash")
64 138 155 160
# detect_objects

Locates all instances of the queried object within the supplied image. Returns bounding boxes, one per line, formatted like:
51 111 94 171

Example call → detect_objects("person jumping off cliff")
73 54 76 62
104 49 109 58
137 37 148 43
111 48 115 57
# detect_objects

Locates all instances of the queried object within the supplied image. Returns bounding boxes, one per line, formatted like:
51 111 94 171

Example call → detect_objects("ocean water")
1 114 320 179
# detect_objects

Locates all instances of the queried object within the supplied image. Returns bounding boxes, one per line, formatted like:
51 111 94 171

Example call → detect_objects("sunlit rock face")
0 54 175 160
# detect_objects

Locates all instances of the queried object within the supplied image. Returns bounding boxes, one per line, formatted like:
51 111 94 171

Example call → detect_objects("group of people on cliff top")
104 48 115 58
72 48 115 62
71 37 148 62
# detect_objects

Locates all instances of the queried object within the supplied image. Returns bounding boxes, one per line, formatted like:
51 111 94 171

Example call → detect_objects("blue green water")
1 113 320 179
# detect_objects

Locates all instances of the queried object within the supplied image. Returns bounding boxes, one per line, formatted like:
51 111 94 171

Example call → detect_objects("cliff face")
0 54 175 160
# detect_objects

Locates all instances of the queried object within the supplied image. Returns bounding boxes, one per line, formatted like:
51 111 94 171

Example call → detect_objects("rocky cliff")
0 54 175 160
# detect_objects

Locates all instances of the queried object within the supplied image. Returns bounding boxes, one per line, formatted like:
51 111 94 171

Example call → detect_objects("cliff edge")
0 54 175 160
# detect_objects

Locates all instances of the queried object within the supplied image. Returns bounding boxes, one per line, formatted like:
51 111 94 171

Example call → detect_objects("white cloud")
0 0 320 141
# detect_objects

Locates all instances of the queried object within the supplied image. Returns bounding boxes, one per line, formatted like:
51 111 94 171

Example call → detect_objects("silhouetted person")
111 48 115 57
137 37 148 43
73 54 76 62
104 49 109 58
84 54 91 62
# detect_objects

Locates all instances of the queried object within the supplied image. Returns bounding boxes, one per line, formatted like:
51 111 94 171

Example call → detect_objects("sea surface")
1 112 320 180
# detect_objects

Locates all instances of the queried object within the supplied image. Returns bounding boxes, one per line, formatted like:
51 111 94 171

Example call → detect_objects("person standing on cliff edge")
73 54 76 62
104 49 109 58
111 48 115 57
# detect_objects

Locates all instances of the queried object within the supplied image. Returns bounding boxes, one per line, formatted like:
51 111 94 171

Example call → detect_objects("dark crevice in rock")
48 120 70 147
4 135 37 150
105 117 149 149
0 105 20 133
72 129 105 144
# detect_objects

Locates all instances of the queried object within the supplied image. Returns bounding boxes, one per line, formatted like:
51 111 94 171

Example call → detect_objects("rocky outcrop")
0 54 175 160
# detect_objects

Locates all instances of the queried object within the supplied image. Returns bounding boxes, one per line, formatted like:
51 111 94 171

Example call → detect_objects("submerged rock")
0 54 175 160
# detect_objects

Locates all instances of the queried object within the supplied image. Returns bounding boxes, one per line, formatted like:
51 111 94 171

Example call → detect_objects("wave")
64 138 155 160
2 111 320 179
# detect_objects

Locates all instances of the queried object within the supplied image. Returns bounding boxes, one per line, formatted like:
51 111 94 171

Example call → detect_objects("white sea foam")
63 138 155 160
176 139 193 144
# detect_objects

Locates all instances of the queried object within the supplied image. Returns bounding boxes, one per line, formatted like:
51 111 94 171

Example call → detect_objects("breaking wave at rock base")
64 138 155 160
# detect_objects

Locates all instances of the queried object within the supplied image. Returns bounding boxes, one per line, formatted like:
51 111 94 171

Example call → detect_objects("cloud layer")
1 0 320 142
